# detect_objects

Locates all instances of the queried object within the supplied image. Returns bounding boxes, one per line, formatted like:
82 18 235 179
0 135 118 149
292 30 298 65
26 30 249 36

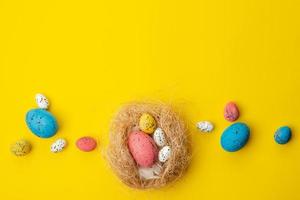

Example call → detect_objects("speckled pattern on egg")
139 113 157 134
51 138 67 153
128 131 158 167
274 126 292 144
224 102 240 122
158 146 171 163
11 140 32 156
221 122 250 152
76 136 97 152
196 121 214 133
35 93 49 109
25 108 58 138
153 128 166 147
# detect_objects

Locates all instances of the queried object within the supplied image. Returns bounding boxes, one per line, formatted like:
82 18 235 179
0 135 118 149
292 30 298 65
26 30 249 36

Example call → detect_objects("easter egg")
153 128 166 147
196 121 214 133
139 113 156 134
224 102 240 122
158 146 171 163
11 140 31 156
51 138 67 153
76 137 97 152
274 126 291 144
26 109 58 138
128 131 158 167
221 122 250 152
35 93 49 109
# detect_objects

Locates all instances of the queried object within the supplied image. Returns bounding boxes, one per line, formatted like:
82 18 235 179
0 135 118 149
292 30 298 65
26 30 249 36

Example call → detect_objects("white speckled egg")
50 138 67 153
153 128 166 147
158 146 171 163
11 140 31 156
35 93 49 109
196 121 214 133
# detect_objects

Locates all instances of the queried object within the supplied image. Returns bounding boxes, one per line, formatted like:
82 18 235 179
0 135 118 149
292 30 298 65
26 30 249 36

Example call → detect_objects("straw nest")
106 102 190 189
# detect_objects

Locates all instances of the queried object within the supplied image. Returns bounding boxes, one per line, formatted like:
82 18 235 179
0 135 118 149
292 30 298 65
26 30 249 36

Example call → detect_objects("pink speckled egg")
128 131 158 167
224 102 240 122
76 136 97 152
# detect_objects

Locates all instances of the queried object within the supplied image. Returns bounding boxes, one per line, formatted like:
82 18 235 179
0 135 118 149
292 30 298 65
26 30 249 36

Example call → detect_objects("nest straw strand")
106 102 191 189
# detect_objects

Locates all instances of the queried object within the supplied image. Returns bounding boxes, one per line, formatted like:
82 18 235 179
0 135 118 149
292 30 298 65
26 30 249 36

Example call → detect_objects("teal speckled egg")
221 122 250 152
274 126 291 144
25 108 58 138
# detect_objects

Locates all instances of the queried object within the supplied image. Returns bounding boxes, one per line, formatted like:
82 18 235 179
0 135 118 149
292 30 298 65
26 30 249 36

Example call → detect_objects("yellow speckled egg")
139 113 157 134
11 140 31 156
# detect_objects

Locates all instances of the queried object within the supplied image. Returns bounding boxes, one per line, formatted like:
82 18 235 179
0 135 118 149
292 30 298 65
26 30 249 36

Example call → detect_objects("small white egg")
35 93 49 109
158 146 171 163
196 121 214 133
153 128 166 147
50 138 67 153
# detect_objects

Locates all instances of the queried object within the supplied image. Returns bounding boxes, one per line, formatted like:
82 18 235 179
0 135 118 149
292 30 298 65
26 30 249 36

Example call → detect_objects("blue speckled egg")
274 126 291 144
26 108 58 138
221 122 250 152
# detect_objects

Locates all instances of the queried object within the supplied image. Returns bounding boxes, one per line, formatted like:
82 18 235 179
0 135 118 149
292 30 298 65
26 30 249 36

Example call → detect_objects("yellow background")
1 0 300 199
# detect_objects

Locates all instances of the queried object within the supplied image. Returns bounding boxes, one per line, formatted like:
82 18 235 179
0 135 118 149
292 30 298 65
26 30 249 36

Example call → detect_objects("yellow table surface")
1 0 300 199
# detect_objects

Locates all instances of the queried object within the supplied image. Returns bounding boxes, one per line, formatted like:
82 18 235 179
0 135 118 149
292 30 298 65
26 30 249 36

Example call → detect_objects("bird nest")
106 102 190 189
